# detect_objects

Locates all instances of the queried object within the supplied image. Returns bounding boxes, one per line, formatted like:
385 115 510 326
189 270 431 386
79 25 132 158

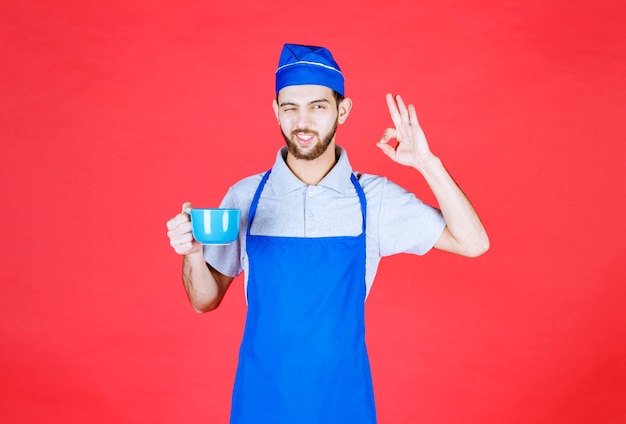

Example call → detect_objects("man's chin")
289 145 317 160
282 127 336 160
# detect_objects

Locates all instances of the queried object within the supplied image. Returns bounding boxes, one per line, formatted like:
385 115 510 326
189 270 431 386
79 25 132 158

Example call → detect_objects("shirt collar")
268 145 355 195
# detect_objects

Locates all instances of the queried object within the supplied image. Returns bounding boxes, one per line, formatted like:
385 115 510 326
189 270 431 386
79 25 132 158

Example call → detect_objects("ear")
337 97 353 124
272 98 279 121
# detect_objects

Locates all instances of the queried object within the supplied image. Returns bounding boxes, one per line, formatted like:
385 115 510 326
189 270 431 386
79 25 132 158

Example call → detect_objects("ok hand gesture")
376 94 435 172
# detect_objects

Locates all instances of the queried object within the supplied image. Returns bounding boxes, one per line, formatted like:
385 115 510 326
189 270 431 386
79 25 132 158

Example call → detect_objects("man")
166 43 489 424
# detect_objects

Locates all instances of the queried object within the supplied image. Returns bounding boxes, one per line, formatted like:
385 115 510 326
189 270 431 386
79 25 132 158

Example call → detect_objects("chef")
166 43 489 423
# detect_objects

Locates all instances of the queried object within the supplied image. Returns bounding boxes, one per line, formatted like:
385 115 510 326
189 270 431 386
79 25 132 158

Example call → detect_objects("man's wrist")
184 249 205 264
413 153 442 175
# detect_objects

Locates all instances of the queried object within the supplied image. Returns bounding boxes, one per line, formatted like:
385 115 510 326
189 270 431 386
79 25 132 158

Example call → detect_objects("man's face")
274 85 342 161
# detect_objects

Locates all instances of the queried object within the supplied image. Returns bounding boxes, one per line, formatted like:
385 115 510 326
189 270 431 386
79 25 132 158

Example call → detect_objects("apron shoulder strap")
247 170 272 235
350 173 367 233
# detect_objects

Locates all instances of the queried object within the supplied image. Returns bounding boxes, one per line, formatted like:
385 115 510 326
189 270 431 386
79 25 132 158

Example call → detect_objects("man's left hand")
376 93 435 172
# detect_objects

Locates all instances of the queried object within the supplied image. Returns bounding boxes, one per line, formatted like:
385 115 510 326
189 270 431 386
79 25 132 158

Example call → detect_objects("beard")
281 119 338 161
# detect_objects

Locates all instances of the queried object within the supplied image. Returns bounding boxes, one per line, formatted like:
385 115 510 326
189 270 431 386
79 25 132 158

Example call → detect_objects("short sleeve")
377 179 446 256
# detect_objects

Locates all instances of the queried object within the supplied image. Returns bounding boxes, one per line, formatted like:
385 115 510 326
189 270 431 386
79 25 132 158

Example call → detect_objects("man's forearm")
182 251 224 313
417 155 489 257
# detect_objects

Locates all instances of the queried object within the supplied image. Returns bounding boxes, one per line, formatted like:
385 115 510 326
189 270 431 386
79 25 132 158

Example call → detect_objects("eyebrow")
279 98 331 108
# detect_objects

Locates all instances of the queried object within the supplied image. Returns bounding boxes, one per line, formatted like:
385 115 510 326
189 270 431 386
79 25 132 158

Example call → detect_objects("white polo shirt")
204 146 446 298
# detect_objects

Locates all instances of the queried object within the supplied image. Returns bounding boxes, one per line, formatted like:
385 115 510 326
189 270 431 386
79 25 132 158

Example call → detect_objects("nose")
295 110 312 129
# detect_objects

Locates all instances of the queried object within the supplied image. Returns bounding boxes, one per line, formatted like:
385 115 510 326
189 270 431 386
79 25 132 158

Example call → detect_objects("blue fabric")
230 170 376 424
275 43 345 95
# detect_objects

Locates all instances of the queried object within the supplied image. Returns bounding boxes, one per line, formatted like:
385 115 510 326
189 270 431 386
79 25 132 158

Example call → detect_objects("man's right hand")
166 202 202 255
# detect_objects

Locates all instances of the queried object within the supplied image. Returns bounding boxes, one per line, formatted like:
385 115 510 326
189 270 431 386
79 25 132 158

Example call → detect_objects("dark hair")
332 90 345 107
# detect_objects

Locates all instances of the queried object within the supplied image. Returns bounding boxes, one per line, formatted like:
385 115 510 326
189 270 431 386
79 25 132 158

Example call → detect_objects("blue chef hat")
275 43 344 96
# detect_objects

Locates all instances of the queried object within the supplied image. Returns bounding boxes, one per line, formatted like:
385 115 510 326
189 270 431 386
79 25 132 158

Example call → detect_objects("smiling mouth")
294 131 316 145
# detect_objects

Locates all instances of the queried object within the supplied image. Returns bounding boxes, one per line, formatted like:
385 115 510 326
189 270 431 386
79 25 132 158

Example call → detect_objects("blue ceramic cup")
189 208 240 244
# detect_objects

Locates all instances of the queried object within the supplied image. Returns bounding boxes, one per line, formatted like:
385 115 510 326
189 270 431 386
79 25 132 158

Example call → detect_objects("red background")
1 1 625 423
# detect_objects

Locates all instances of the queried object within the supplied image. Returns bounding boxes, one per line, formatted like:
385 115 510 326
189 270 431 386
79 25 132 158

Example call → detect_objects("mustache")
290 129 318 138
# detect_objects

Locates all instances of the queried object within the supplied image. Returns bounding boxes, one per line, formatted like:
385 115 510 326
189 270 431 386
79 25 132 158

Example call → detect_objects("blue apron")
230 170 377 424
